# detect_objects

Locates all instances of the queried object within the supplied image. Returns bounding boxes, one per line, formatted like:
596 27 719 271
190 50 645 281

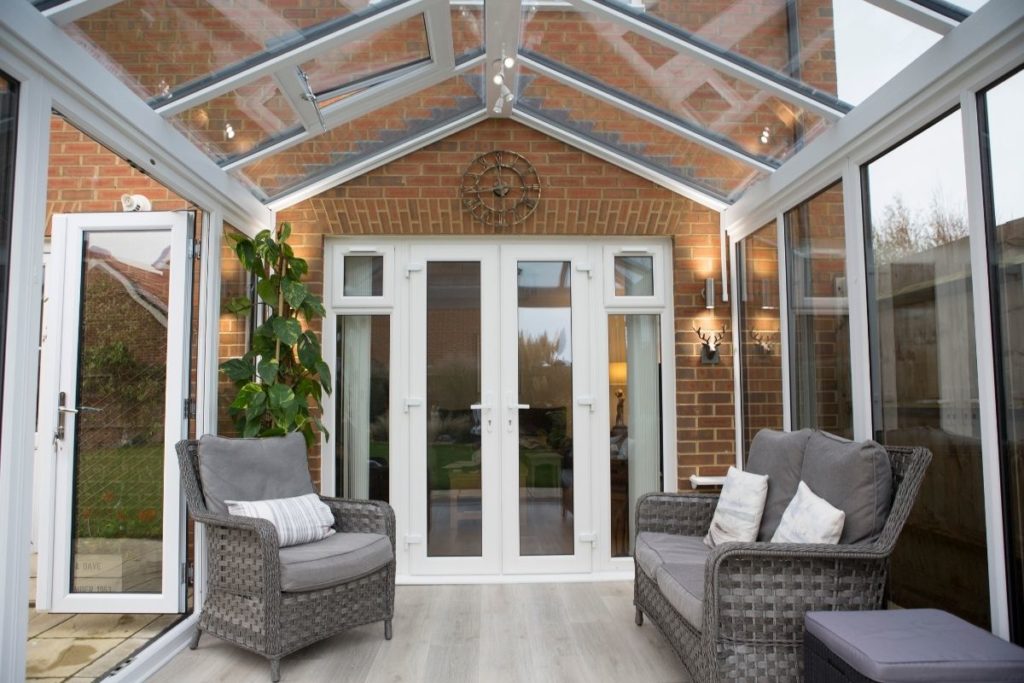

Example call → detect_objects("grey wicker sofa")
176 434 396 682
633 429 931 683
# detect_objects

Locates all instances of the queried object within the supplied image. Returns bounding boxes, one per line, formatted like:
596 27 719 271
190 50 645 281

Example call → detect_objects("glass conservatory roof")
35 0 987 209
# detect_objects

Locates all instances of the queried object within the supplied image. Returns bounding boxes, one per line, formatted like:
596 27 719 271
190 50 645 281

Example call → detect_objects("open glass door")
42 211 191 613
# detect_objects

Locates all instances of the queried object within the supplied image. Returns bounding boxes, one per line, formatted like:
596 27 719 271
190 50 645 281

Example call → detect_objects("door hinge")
183 398 196 419
187 238 201 260
186 561 195 586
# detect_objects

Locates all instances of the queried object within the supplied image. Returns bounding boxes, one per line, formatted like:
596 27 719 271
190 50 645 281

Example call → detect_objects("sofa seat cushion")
655 563 705 629
802 431 892 544
279 532 393 592
634 532 709 578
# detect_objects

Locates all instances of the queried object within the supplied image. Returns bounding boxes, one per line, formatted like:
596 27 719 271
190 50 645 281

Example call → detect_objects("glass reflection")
865 110 989 629
784 181 853 437
738 222 783 457
343 255 383 297
426 262 482 557
609 314 662 557
337 315 390 501
982 68 1024 642
614 255 654 296
517 262 574 556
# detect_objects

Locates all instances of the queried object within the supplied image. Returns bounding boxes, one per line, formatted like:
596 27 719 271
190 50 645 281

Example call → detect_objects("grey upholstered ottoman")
804 609 1024 682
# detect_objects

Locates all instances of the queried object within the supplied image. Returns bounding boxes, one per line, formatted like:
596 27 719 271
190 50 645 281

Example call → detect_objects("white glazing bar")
42 0 126 26
961 88 1010 639
776 212 792 432
423 0 456 71
511 110 729 212
565 0 845 122
0 73 50 683
154 0 432 117
864 0 960 35
517 55 776 173
842 161 874 442
730 237 744 466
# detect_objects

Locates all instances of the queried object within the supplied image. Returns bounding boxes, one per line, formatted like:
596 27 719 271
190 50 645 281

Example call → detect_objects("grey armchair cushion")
197 433 315 515
634 532 709 578
746 428 813 541
655 563 705 629
279 532 393 592
801 431 892 544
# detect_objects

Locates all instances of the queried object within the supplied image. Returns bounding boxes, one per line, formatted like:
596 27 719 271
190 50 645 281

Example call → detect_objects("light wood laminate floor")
151 582 688 683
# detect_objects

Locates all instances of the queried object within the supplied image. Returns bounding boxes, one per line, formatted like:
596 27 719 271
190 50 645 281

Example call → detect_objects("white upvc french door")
499 244 594 574
404 241 594 576
40 212 191 613
407 244 503 575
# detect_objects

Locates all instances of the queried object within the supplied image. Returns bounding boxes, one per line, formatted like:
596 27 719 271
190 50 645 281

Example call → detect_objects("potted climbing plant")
219 222 331 447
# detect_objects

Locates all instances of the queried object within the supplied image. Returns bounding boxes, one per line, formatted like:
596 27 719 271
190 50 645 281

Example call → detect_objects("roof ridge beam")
565 0 849 122
153 0 430 118
517 53 777 174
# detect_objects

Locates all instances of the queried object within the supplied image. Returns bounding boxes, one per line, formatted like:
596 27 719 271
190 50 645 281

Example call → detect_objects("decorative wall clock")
459 150 541 227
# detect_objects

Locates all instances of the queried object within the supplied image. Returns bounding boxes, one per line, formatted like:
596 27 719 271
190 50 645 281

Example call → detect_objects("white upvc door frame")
406 242 503 576
44 211 192 614
499 242 594 575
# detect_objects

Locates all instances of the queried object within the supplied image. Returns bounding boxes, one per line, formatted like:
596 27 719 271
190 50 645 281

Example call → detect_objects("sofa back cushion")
198 433 315 515
746 428 813 541
801 431 893 544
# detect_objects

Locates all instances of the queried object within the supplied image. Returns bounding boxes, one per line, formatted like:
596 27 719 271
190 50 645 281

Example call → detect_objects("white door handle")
505 394 529 432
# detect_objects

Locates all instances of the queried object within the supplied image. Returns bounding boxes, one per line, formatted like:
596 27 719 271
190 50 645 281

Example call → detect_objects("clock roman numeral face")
459 150 541 227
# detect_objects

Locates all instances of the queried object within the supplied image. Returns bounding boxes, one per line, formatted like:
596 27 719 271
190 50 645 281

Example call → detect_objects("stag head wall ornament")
693 324 726 365
750 330 774 354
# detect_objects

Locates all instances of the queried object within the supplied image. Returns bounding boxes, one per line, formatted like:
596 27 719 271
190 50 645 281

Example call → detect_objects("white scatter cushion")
226 493 336 548
771 481 845 544
704 467 769 548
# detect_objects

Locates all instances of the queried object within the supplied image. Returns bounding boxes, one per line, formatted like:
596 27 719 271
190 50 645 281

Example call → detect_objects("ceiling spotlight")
503 55 515 69
225 123 236 139
759 126 771 144
500 83 513 102
492 72 504 86
492 94 505 114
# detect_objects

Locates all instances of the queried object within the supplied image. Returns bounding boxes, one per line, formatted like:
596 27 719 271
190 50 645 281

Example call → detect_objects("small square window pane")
344 255 383 297
615 256 654 296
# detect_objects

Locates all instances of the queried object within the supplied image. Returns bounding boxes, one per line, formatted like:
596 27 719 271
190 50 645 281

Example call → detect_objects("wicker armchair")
176 439 396 682
633 444 931 683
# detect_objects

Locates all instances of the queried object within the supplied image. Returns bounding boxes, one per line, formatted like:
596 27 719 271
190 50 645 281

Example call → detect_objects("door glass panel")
0 71 16 449
71 231 170 594
337 315 390 501
608 314 662 557
864 110 989 629
426 262 482 557
517 261 574 556
982 66 1024 644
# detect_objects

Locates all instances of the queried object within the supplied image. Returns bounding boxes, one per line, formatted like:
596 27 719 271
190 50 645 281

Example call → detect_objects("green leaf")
288 258 308 279
281 279 307 309
278 222 292 242
316 360 332 390
223 296 252 316
272 317 302 345
297 332 320 369
257 276 280 307
230 382 263 409
257 358 279 385
268 383 295 410
220 358 253 382
242 418 262 438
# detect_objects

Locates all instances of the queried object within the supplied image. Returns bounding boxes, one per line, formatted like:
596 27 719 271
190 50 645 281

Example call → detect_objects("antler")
750 330 773 353
693 324 725 351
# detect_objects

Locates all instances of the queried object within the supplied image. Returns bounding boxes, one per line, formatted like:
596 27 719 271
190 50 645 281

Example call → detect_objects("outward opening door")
43 212 192 613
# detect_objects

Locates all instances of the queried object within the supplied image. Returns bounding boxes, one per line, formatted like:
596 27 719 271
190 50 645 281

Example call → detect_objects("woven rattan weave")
176 440 396 682
633 445 931 683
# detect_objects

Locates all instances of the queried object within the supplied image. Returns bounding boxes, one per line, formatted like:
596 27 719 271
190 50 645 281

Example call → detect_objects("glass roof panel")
595 0 943 107
169 76 300 164
64 0 401 103
451 4 485 60
299 14 430 100
521 7 827 165
231 70 484 200
517 67 767 201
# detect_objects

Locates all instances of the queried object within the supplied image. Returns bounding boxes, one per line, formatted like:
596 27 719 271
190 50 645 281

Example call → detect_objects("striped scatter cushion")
226 493 336 548
704 466 769 548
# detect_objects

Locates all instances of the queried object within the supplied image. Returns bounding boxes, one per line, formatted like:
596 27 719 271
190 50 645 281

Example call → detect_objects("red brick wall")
277 118 735 490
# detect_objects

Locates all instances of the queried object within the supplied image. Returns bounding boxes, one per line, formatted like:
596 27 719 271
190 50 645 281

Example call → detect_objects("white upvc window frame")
329 242 396 309
602 243 667 309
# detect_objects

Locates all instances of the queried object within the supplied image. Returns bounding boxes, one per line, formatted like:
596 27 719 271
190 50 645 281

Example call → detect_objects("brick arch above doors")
275 117 737 491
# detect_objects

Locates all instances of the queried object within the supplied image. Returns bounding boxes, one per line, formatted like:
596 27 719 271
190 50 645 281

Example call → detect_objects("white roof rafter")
42 0 125 26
